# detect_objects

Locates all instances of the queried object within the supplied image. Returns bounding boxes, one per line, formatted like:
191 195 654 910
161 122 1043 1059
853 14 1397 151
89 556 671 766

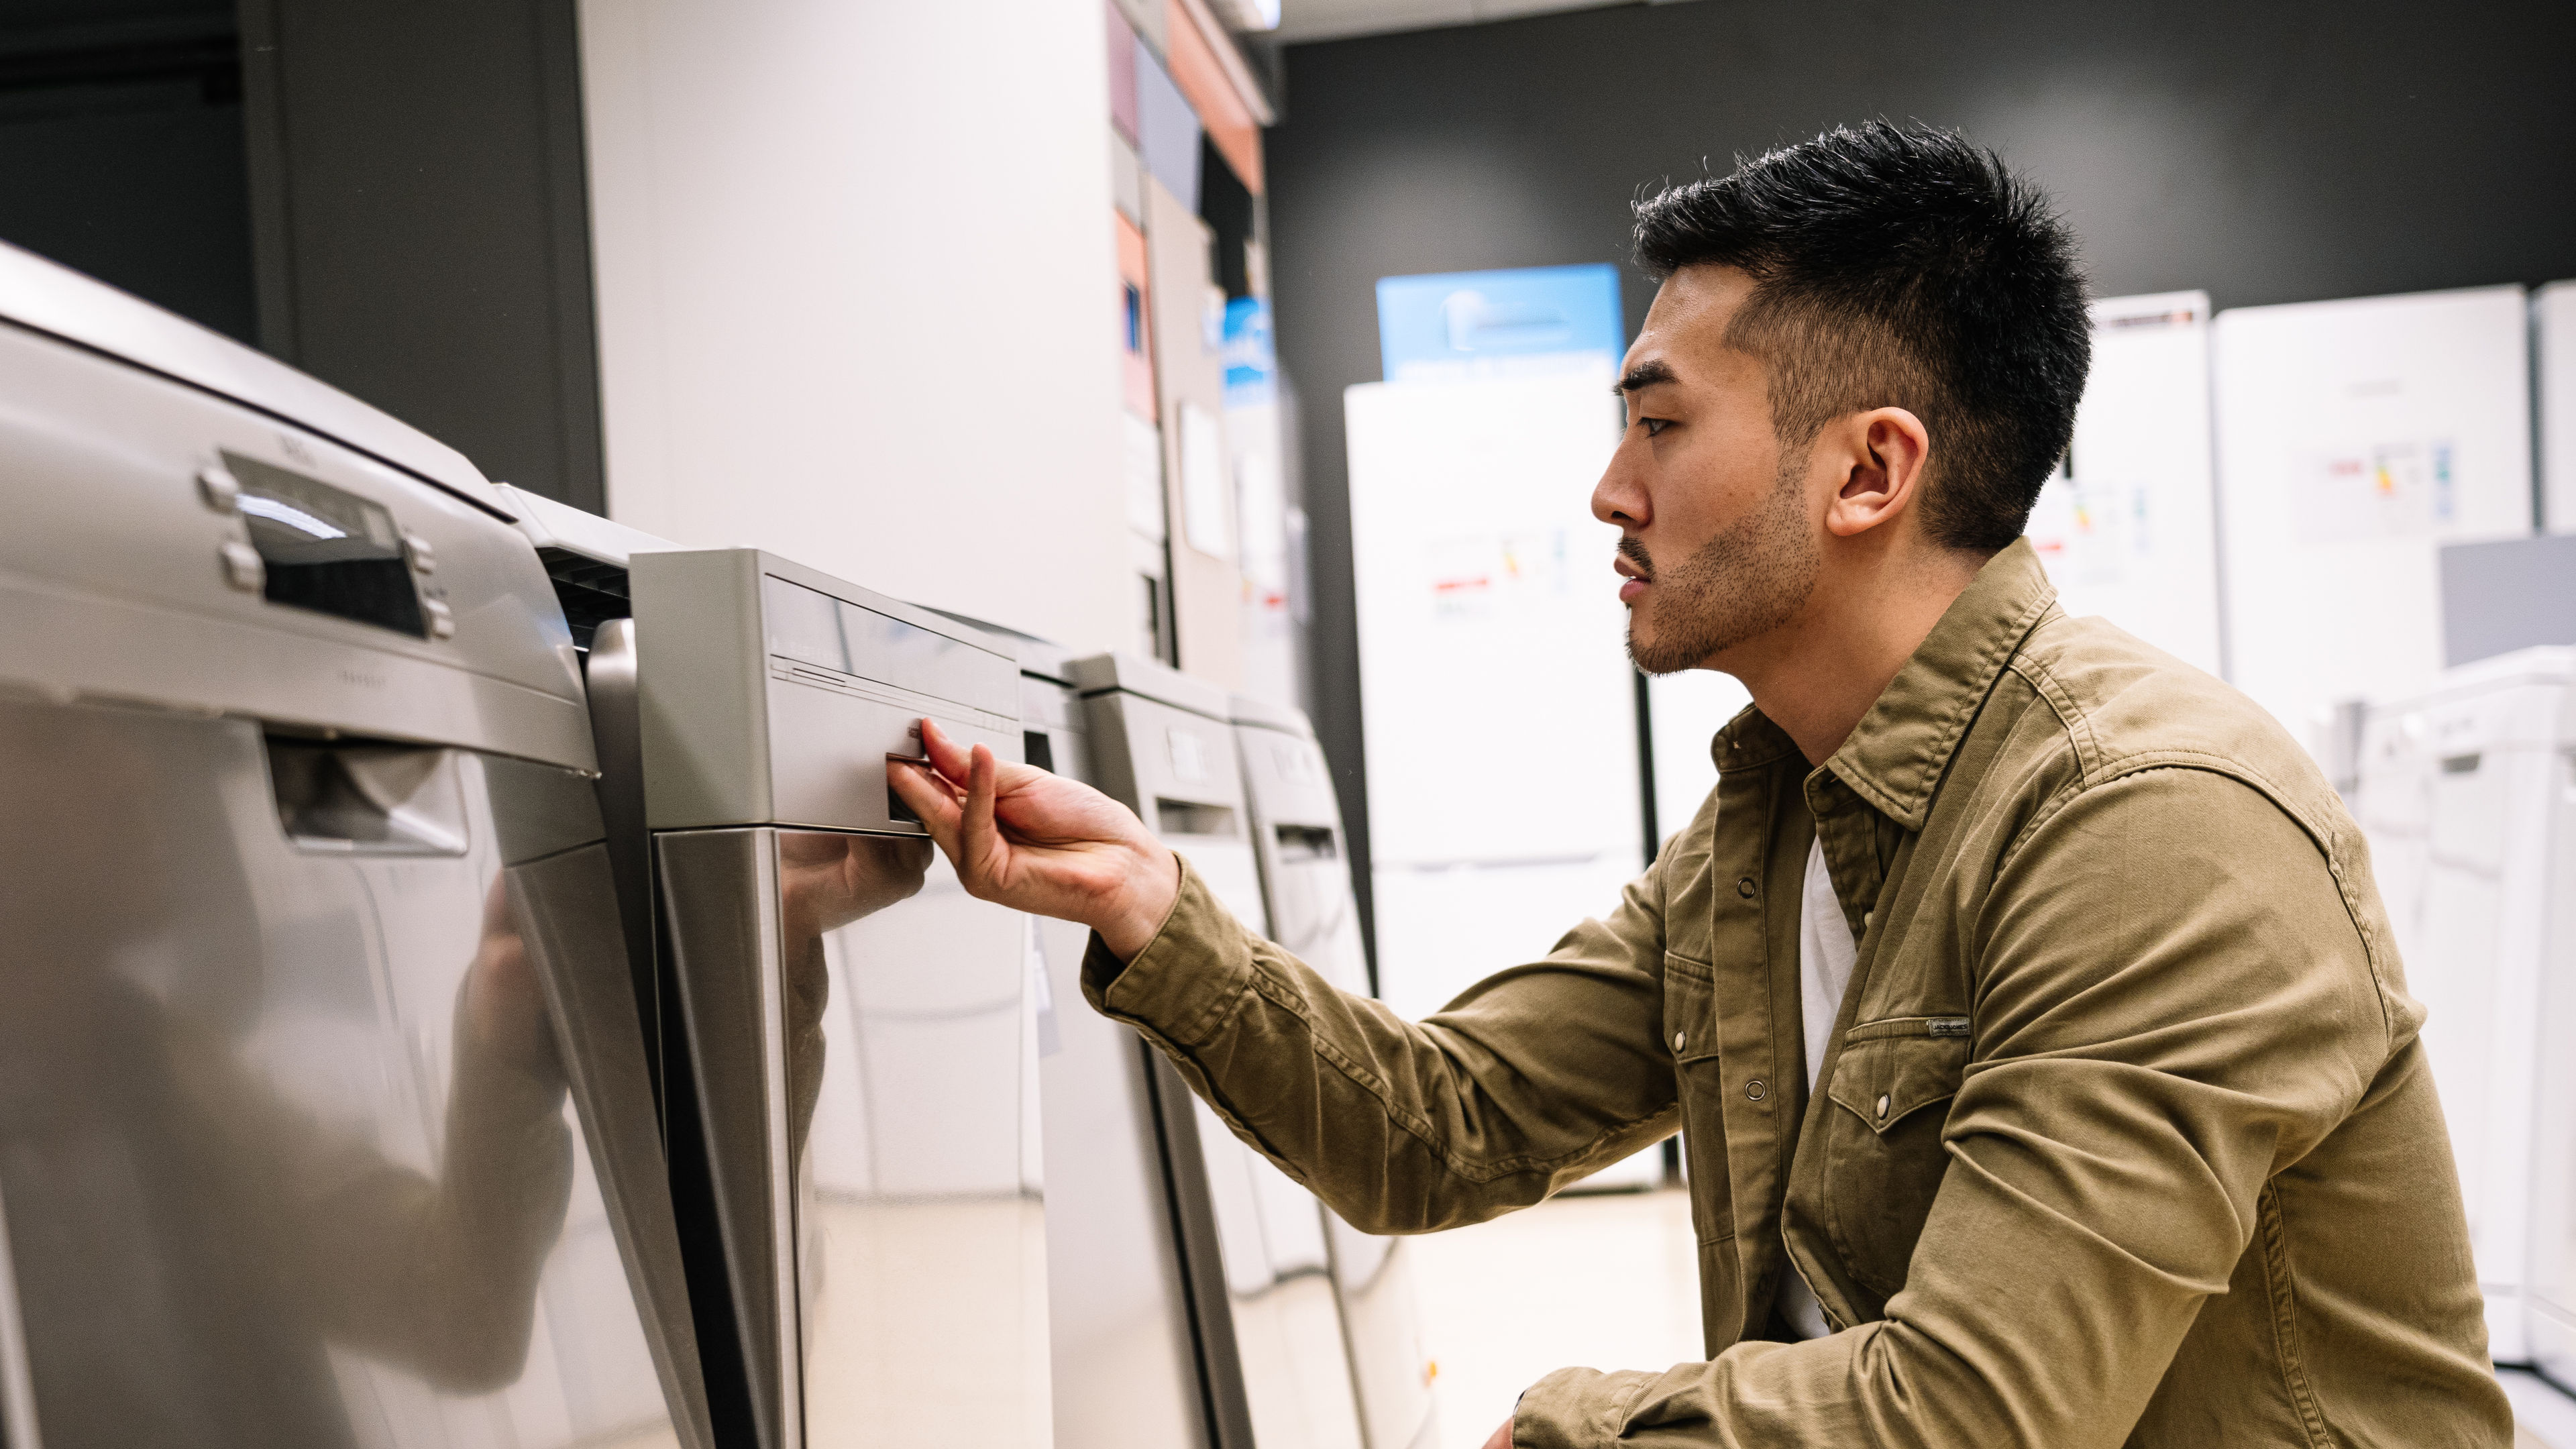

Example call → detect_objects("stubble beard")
1623 453 1820 676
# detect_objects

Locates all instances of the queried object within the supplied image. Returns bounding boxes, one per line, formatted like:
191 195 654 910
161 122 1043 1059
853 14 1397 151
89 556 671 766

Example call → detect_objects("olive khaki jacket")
1081 540 2512 1447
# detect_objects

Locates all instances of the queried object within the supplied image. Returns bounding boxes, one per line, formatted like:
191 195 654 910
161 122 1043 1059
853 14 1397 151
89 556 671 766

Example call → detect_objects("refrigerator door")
2026 291 2224 677
0 700 694 1449
1340 371 1643 1028
1234 706 1438 1449
2214 285 2534 762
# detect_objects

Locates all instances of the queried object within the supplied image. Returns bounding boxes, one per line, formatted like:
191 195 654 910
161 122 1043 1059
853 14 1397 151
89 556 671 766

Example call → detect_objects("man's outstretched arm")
892 717 1686 1232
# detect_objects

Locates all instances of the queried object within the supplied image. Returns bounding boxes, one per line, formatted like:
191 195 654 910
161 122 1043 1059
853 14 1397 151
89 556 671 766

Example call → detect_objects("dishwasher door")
1236 712 1437 1449
659 826 1046 1449
0 696 698 1449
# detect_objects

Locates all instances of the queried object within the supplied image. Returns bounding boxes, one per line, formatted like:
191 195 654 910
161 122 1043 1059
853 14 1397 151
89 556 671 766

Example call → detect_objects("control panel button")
404 533 437 574
423 598 456 639
197 464 240 513
219 540 264 591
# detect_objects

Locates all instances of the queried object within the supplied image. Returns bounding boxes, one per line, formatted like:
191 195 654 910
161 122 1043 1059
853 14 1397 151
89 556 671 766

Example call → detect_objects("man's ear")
1823 408 1931 539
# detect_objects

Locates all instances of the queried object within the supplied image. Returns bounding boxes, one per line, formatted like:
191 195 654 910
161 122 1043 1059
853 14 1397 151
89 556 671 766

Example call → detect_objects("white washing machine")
2523 664 2576 1387
2355 646 2574 1363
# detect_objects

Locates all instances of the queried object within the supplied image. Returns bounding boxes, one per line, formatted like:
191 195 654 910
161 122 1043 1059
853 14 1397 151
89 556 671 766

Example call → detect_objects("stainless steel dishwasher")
632 549 1049 1449
1070 653 1368 1449
1231 695 1437 1449
0 241 704 1448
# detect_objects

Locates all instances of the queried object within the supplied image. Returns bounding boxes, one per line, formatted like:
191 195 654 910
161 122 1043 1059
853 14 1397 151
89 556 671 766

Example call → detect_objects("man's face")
1595 265 1821 674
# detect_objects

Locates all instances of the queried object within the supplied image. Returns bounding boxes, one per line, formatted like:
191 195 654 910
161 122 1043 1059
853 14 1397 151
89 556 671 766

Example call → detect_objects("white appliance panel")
2354 647 2571 1363
2029 290 2224 677
2540 281 2576 535
2215 286 2533 761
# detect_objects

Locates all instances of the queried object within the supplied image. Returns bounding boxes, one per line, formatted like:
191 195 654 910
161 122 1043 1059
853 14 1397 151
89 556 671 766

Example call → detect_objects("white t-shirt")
1775 831 1858 1339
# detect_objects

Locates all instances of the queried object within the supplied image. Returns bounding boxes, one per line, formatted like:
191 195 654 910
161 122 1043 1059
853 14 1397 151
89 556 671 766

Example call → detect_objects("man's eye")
1642 417 1674 438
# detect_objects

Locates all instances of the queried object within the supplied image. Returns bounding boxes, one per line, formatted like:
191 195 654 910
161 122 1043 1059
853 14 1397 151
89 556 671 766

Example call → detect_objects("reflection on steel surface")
663 826 1046 1449
0 697 685 1448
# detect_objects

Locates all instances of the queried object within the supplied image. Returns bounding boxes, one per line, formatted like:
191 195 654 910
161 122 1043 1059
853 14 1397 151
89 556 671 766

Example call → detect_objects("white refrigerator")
2214 285 2534 762
1344 366 1660 1189
2027 290 2225 677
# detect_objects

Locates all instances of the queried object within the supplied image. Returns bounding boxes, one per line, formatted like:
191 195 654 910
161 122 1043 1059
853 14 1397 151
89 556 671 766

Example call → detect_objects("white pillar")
579 0 1131 653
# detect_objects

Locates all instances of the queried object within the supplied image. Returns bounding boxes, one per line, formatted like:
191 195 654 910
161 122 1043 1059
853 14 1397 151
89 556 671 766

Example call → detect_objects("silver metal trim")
586 619 657 1077
753 832 803 1449
0 1176 42 1449
659 826 802 1449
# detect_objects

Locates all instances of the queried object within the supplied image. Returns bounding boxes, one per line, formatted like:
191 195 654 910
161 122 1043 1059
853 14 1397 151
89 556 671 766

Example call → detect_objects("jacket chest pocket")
1663 959 1733 1248
1819 1020 1968 1297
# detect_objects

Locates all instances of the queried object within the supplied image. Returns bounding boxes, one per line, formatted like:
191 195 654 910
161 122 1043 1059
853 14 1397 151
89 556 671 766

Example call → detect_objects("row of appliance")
2351 649 2576 1383
0 239 1433 1449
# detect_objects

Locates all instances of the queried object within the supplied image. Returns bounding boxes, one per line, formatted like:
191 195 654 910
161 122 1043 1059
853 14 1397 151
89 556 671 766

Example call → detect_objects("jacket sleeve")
1081 851 1683 1234
1514 765 2394 1447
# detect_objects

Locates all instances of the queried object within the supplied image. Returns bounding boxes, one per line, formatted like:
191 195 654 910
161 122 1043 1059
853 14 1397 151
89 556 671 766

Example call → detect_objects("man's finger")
958 742 1002 886
918 716 974 785
889 759 966 855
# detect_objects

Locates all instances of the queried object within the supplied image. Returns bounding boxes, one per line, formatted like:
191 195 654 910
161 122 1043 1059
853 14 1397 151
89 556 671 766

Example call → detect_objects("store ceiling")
1271 0 1644 45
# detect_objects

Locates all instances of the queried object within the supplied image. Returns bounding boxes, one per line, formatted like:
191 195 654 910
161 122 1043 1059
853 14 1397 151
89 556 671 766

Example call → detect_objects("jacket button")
1736 877 1757 899
1745 1079 1767 1101
1673 1030 1686 1051
1876 1093 1890 1120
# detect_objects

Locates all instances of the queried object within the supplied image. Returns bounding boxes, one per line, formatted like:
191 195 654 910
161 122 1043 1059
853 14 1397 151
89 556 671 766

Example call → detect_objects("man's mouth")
1615 539 1652 602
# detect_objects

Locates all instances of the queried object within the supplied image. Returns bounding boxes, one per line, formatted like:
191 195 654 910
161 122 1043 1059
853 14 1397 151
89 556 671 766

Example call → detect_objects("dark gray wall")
0 1 253 340
241 0 602 510
1267 0 2576 960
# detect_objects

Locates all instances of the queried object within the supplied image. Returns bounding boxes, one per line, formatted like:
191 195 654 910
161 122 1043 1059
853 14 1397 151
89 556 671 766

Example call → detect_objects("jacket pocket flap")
1664 953 1723 1063
1826 1030 1968 1135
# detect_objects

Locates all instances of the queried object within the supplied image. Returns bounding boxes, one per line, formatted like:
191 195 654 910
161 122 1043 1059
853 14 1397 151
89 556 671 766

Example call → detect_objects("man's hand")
1483 1415 1513 1449
889 718 1180 960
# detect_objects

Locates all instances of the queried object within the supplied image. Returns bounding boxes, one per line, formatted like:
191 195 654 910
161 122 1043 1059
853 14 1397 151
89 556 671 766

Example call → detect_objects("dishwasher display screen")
227 451 426 637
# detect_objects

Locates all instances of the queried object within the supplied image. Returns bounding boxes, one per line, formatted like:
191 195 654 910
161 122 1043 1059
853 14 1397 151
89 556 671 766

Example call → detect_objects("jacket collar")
1707 539 2059 828
1821 537 2059 832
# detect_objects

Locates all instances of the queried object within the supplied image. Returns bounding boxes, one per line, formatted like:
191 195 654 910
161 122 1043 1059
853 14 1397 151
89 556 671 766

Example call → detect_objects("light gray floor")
1407 1186 2576 1448
2504 1368 2576 1449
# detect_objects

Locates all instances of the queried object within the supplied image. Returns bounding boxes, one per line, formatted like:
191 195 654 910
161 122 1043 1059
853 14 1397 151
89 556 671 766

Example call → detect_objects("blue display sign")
1223 296 1275 407
1373 263 1625 382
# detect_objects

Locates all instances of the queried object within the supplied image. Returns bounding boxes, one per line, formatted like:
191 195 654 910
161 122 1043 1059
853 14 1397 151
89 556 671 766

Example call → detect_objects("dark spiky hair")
1633 122 2090 552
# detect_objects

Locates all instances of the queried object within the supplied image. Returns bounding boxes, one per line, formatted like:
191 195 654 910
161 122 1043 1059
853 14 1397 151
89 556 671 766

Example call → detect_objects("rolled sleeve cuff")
1513 1367 1654 1449
1078 853 1258 1047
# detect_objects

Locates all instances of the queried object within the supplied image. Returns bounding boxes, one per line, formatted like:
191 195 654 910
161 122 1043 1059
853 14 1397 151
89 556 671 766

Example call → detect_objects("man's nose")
1593 430 1650 528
